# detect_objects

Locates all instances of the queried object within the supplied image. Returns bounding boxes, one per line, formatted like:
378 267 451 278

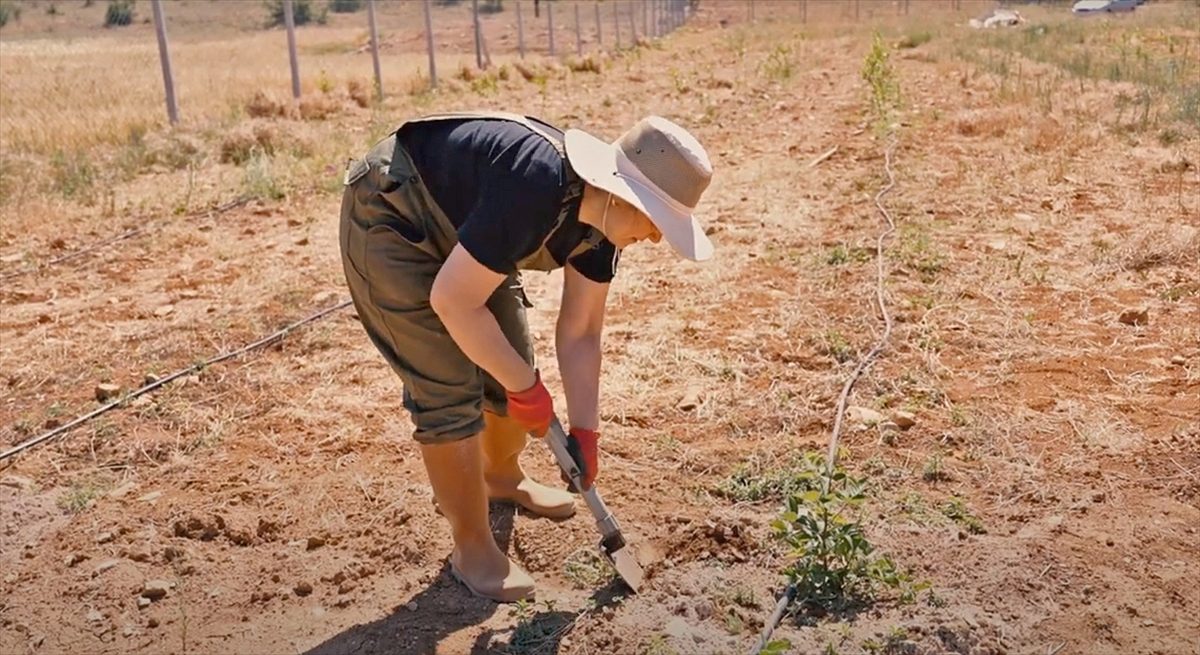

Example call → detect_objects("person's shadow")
303 502 627 655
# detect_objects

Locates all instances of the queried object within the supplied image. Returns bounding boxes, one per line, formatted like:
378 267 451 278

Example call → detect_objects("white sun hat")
564 116 714 261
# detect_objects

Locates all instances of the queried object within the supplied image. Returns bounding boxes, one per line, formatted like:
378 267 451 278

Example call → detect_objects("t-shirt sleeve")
456 162 564 275
567 239 620 284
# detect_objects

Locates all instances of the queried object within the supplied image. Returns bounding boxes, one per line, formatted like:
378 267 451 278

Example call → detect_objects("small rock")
1092 491 1106 503
130 396 152 409
137 597 151 609
294 582 313 597
1170 355 1186 366
294 237 310 246
143 373 161 385
0 475 35 491
126 549 152 563
147 618 159 629
847 405 886 426
122 625 135 638
404 601 418 612
142 580 173 600
694 600 714 620
95 383 123 402
0 253 24 264
153 305 175 317
676 387 703 412
138 491 163 503
892 410 917 429
65 553 87 568
306 536 325 551
86 609 105 623
310 291 338 305
1118 308 1149 326
96 532 114 544
108 482 138 499
92 559 122 576
1105 537 1115 547
37 314 53 324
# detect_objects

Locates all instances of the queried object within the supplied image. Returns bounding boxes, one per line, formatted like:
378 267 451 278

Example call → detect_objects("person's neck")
577 184 609 231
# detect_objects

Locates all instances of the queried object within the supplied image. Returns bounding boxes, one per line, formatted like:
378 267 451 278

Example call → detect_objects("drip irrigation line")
0 196 250 283
0 298 352 463
751 136 899 654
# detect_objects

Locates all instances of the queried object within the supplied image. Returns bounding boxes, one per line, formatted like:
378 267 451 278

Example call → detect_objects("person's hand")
562 427 599 492
505 371 553 438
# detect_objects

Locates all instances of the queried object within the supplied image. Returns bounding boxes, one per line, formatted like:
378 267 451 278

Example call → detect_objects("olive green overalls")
339 111 604 444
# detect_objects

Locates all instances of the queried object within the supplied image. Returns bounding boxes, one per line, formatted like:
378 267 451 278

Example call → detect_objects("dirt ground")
1 1 1198 654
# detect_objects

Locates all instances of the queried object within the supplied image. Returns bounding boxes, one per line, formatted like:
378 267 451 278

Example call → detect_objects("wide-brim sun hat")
564 116 714 261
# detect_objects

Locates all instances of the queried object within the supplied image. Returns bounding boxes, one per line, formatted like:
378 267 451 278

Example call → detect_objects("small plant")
825 244 872 266
563 548 615 589
941 497 986 534
761 44 795 81
58 480 103 513
896 31 932 50
242 148 286 201
104 0 134 27
0 2 21 28
921 453 948 483
645 634 679 655
50 150 97 200
760 639 792 655
861 32 900 133
771 453 925 612
716 452 823 503
265 0 326 26
818 330 854 364
328 0 362 13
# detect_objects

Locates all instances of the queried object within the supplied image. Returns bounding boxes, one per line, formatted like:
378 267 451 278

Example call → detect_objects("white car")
1072 0 1138 13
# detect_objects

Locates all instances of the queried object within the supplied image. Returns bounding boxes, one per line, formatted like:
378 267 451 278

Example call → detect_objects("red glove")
563 427 599 492
505 371 553 438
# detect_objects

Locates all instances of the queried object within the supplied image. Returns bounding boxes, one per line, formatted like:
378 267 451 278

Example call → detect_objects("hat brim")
564 128 713 262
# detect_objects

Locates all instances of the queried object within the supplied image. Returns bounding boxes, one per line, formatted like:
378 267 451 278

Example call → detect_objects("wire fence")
128 0 1007 126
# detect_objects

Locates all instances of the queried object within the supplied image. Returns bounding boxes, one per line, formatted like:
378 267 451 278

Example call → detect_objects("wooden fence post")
595 1 602 45
283 0 301 99
150 0 178 125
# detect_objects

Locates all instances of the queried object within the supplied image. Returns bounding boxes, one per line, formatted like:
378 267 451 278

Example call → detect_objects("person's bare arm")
430 244 536 393
555 263 609 430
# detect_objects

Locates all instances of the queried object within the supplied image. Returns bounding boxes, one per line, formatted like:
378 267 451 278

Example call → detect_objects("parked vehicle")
1072 0 1139 13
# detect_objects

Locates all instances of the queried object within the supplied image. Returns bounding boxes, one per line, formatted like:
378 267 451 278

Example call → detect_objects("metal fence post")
150 0 178 125
517 0 525 58
547 0 555 56
595 1 602 46
367 0 383 98
473 0 483 68
575 2 582 56
283 0 301 99
614 0 621 48
423 0 437 88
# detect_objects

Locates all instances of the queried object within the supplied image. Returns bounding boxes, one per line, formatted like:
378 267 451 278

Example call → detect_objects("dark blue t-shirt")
396 118 619 284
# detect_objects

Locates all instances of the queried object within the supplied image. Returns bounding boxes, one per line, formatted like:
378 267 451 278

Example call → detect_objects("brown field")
1 1 1198 654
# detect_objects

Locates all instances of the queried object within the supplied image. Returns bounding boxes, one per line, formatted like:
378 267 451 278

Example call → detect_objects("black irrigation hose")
0 299 353 463
0 196 251 283
751 137 899 654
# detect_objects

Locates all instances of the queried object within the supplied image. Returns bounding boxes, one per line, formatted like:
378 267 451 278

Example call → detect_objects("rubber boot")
419 437 535 603
482 411 577 519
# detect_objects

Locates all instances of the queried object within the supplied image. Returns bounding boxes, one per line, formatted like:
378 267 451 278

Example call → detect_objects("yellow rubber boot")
420 437 535 603
482 411 577 519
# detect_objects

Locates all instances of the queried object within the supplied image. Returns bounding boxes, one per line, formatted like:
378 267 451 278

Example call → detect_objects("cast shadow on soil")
303 502 621 655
